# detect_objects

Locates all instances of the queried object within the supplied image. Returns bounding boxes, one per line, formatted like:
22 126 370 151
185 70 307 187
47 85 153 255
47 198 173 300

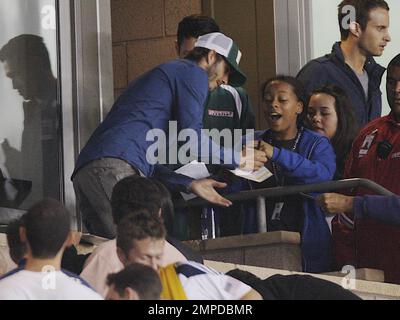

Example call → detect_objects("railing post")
257 196 267 233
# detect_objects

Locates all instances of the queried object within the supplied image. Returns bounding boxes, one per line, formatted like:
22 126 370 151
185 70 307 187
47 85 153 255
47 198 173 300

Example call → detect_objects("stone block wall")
111 0 202 99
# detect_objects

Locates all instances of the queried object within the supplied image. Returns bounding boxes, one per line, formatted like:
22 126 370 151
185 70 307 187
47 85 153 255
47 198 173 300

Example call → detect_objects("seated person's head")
106 263 162 300
261 76 307 140
116 210 166 271
111 176 173 232
6 217 27 265
21 199 72 260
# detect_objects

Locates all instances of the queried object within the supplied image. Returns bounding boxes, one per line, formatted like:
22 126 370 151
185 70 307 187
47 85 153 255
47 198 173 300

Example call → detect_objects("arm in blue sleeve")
271 137 336 184
353 195 400 226
153 165 194 193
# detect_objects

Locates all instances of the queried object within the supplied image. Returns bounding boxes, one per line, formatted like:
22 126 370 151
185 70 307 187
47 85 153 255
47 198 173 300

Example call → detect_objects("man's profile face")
177 36 197 59
358 8 391 57
177 37 230 91
124 237 164 271
207 56 229 91
386 65 400 118
3 60 35 100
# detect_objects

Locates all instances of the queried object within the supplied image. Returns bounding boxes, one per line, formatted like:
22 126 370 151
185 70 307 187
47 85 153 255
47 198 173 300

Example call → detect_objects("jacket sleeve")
271 136 336 184
296 61 327 95
353 195 400 226
153 164 194 193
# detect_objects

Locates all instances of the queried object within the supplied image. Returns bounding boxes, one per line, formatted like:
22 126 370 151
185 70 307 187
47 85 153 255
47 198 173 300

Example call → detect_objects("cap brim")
228 68 247 87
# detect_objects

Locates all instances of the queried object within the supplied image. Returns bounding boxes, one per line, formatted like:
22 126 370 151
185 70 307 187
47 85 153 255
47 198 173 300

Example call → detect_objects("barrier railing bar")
174 178 394 209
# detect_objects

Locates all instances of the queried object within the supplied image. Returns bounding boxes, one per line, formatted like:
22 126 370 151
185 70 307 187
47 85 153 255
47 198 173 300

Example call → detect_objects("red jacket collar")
386 113 400 127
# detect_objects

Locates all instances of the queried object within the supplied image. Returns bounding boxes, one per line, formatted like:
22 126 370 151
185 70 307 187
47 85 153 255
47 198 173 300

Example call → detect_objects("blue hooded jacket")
297 42 385 127
254 128 337 273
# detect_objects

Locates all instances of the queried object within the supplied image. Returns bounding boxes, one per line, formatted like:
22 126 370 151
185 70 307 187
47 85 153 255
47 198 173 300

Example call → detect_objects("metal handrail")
174 178 394 209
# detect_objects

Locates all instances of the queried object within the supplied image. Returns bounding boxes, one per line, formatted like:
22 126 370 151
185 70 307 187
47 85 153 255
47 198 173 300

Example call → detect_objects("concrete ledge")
185 231 300 251
184 232 302 271
205 260 400 300
323 269 385 283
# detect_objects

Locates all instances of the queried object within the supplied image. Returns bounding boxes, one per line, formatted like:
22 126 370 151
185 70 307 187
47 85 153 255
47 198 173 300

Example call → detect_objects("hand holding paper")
239 140 268 172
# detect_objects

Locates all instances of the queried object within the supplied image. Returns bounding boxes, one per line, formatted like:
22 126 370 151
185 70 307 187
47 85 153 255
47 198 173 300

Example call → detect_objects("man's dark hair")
387 53 400 70
338 0 389 40
24 199 71 259
177 15 220 49
307 85 358 178
6 217 27 264
107 264 162 300
117 211 166 256
185 47 225 65
0 34 52 72
111 176 164 225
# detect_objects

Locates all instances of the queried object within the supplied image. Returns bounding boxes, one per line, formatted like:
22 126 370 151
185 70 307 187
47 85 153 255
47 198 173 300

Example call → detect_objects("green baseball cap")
194 32 247 87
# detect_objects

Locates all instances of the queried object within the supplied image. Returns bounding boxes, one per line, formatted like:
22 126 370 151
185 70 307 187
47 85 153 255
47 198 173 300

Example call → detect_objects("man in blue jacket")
297 0 391 126
72 32 267 239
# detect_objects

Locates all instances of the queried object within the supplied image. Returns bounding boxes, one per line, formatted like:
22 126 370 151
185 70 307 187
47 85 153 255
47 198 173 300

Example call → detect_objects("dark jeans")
72 158 138 239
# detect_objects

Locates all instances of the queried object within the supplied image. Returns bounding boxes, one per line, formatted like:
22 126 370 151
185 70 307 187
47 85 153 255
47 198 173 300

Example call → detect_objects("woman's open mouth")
269 112 282 121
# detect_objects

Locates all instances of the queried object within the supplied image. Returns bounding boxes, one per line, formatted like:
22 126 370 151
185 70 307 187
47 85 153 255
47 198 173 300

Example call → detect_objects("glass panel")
0 0 60 222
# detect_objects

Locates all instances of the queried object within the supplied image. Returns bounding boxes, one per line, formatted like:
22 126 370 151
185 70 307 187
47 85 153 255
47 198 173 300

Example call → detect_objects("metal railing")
174 178 394 233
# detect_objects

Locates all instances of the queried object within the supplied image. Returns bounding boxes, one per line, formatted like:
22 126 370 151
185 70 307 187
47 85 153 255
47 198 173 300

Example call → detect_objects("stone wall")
111 0 202 99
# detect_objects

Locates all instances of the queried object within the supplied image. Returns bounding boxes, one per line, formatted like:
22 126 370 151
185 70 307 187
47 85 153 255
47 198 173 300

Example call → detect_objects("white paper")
230 166 273 183
175 161 211 201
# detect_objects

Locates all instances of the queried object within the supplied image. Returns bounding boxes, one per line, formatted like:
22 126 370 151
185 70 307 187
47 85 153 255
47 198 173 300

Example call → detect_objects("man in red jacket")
325 53 400 284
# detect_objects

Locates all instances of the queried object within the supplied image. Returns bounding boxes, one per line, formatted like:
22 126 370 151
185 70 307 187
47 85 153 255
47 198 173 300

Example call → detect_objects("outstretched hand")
189 179 232 207
316 193 354 214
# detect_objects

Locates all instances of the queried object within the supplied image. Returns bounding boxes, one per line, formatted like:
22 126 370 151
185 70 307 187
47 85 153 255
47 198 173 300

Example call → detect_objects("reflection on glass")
0 0 60 220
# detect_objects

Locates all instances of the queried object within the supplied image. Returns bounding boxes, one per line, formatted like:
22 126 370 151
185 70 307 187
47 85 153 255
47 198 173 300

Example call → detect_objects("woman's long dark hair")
307 85 358 178
261 75 308 127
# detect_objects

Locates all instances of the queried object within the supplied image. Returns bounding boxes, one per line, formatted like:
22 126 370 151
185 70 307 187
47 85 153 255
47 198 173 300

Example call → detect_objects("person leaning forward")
72 32 267 239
